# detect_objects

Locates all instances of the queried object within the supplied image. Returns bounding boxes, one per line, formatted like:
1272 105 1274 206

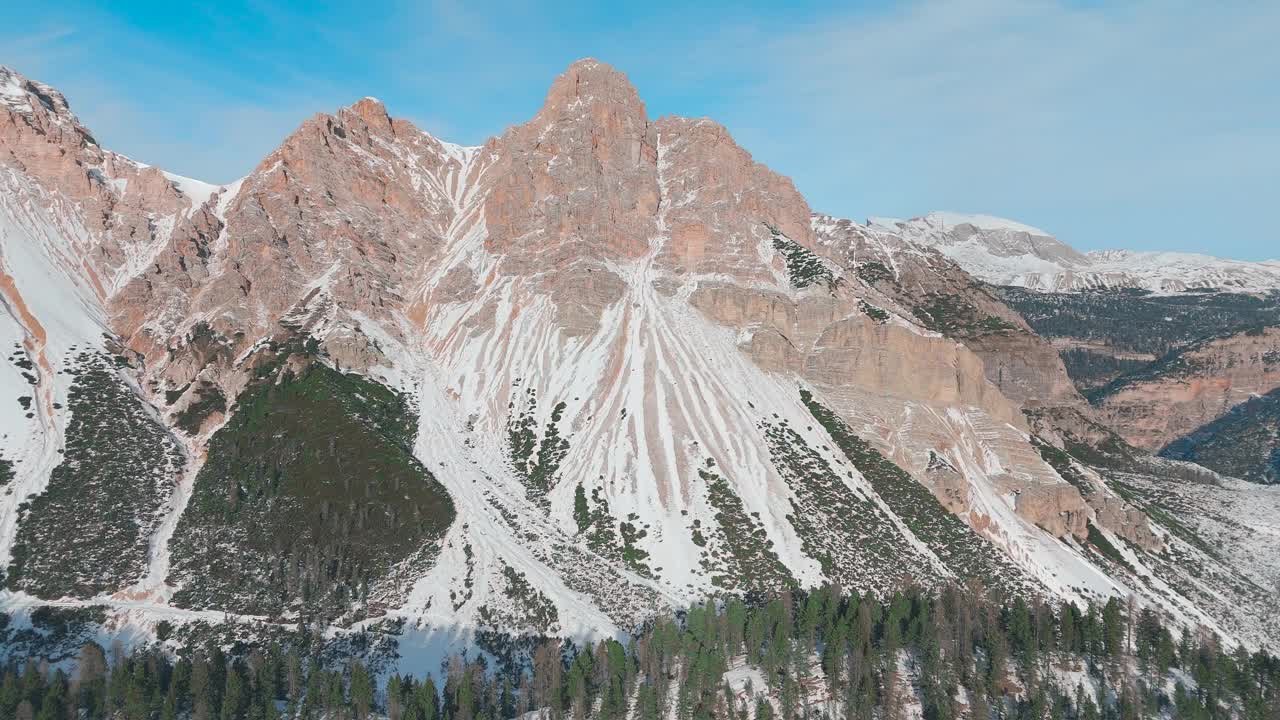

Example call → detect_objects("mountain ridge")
2 59 1278 669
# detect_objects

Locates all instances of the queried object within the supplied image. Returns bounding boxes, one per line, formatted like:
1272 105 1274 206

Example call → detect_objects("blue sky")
5 1 1277 259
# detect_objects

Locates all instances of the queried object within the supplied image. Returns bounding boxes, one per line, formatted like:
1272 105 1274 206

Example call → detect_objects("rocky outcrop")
805 314 1024 426
1090 494 1161 550
1094 327 1280 451
1 65 202 297
483 61 658 263
1003 481 1089 541
810 215 1083 411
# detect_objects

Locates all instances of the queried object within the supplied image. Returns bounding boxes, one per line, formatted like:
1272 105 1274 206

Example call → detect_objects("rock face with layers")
1 60 1277 652
811 214 1082 410
1094 327 1280 452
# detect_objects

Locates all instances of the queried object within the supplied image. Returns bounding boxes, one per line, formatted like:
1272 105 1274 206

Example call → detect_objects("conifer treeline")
2 584 1277 720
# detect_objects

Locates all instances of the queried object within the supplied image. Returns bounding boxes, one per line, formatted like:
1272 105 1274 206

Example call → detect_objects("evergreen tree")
1102 599 1126 658
754 695 774 720
574 484 591 534
220 661 248 720
350 660 375 720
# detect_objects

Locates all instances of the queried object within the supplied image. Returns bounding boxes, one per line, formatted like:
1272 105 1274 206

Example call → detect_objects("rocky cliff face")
1 60 1277 656
888 208 1280 487
989 282 1280 485
811 215 1082 410
803 215 1168 552
1092 327 1280 452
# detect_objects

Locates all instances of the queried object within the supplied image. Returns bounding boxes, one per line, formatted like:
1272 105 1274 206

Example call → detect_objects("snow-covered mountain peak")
0 65 80 130
0 65 23 100
871 212 1049 237
923 211 1052 236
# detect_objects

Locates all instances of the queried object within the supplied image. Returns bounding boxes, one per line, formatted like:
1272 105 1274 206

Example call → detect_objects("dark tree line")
1057 349 1150 392
3 584 1278 720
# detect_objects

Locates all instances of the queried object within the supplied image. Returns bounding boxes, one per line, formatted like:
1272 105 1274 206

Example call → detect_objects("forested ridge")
994 288 1280 395
3 584 1276 720
995 288 1280 360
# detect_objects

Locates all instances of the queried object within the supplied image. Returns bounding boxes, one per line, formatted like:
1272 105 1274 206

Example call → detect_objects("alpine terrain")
873 213 1280 485
1 57 1278 691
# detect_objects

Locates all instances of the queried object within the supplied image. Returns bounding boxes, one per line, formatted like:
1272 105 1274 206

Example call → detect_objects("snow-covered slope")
874 212 1280 295
0 167 110 566
2 60 1278 667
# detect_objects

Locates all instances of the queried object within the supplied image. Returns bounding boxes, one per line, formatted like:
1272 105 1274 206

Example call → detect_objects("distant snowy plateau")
871 211 1280 295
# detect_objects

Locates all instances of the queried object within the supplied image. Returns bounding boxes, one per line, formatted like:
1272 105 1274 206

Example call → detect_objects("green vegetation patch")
763 412 929 595
1160 388 1280 484
1084 344 1214 402
0 605 109 664
911 293 1018 338
7 352 183 598
478 563 560 634
508 386 570 500
164 382 191 405
173 380 227 435
999 286 1280 359
768 224 838 291
695 468 794 593
1033 438 1094 494
1024 407 1140 472
1058 348 1149 393
5 582 1275 720
998 286 1280 394
1085 522 1135 573
1103 474 1221 561
855 260 895 285
168 348 455 620
573 482 652 576
859 301 890 324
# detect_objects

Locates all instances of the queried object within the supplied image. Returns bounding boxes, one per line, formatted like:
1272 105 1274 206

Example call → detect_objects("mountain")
874 212 1280 295
1086 327 1280 450
1 60 1278 671
876 210 1280 485
995 286 1280 484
